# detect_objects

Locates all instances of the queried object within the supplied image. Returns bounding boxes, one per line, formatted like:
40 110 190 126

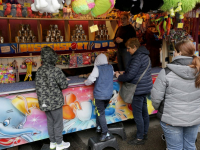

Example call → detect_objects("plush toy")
4 3 11 16
22 5 27 17
16 4 22 17
27 7 33 17
91 0 115 17
0 4 7 17
63 6 67 18
31 0 63 13
161 0 200 13
10 4 17 17
72 0 95 15
65 0 71 5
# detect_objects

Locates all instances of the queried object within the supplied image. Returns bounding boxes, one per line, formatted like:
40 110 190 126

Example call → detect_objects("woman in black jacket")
114 12 136 71
116 38 153 145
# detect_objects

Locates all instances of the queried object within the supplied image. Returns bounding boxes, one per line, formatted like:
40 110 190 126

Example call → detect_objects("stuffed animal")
4 3 11 16
0 4 7 17
22 5 27 17
72 0 95 15
31 0 63 13
16 4 22 17
10 4 17 17
65 0 71 5
27 7 32 17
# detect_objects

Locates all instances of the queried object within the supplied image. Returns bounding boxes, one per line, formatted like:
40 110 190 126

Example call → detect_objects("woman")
151 40 200 150
114 12 136 71
116 38 153 145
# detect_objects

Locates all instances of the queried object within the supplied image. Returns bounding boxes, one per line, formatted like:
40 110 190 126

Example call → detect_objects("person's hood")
41 46 58 65
167 56 196 80
94 53 108 66
133 46 150 56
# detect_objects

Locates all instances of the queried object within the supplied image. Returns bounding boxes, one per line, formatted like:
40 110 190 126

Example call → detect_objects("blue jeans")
117 48 131 71
131 95 149 139
160 121 199 150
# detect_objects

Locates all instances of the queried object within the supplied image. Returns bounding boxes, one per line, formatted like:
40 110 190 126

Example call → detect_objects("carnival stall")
0 0 199 149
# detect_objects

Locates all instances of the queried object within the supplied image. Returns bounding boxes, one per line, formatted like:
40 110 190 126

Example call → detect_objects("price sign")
7 15 12 18
24 3 30 7
177 23 183 28
196 12 199 18
0 5 3 11
136 17 143 24
90 25 99 33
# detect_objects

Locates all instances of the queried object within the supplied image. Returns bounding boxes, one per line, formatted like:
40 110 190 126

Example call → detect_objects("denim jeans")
160 121 199 150
117 48 131 71
131 95 149 139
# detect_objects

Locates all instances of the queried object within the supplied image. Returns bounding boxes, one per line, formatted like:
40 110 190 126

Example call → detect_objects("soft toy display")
71 0 95 15
16 4 22 17
115 0 164 15
31 0 63 13
27 7 33 17
65 0 72 5
161 0 200 14
22 5 27 17
10 4 17 17
4 3 11 16
0 4 7 17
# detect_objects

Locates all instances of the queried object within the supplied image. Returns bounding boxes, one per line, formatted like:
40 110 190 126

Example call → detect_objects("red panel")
0 19 9 43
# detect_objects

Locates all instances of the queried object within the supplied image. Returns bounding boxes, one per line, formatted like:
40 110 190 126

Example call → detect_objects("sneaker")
128 139 145 145
50 142 56 149
56 141 70 150
96 126 102 133
133 134 148 140
99 132 112 142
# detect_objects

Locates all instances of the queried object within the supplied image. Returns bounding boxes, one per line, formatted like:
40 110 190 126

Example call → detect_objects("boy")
84 53 114 142
35 46 70 150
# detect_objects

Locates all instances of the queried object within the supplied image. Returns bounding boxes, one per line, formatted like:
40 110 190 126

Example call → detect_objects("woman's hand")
116 37 123 43
115 72 120 78
119 71 124 74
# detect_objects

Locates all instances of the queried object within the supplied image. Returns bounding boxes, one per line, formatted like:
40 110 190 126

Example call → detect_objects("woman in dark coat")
114 12 136 71
116 38 153 145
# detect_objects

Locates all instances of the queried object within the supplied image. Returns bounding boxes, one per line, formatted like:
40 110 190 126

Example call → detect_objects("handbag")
119 59 150 104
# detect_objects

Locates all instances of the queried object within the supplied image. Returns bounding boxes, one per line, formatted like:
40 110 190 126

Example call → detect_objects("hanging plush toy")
161 0 200 14
16 4 22 17
71 0 95 15
24 62 32 81
0 4 7 17
4 3 11 16
10 4 17 17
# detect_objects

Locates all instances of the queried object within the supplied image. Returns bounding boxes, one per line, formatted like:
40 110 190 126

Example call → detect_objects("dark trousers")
45 107 63 144
94 99 110 134
131 95 149 139
117 48 132 71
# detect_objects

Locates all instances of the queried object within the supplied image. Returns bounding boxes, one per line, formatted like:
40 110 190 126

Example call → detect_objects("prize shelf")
0 17 119 43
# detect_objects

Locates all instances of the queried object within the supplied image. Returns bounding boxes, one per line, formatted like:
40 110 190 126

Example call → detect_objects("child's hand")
66 78 70 81
120 71 124 74
115 72 120 78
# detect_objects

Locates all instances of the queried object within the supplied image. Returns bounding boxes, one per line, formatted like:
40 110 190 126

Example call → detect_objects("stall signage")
90 25 99 33
89 40 116 50
24 3 31 7
0 5 3 11
136 17 143 24
177 23 183 28
19 42 89 53
0 43 17 54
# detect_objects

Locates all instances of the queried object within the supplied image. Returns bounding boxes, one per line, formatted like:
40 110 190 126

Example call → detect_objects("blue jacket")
118 46 153 95
94 64 113 100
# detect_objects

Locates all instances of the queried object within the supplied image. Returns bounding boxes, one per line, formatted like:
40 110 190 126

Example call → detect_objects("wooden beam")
37 20 42 42
64 20 70 42
7 19 12 43
161 39 168 68
106 20 118 40
88 20 95 41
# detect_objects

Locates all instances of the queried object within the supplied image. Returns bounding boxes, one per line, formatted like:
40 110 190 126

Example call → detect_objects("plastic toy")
22 5 27 17
16 4 22 17
10 4 17 17
4 3 11 16
0 4 7 17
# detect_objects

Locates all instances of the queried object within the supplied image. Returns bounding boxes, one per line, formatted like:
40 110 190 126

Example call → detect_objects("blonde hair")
126 38 140 49
175 40 200 88
12 95 39 116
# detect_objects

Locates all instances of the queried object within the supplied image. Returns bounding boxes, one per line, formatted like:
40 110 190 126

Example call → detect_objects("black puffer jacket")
118 46 153 95
36 46 68 111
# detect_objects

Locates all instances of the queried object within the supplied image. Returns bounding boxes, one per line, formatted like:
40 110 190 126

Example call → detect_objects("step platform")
88 133 119 150
108 122 126 140
41 144 70 150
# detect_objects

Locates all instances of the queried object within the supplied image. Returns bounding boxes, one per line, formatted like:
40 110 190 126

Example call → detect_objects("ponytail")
189 56 200 88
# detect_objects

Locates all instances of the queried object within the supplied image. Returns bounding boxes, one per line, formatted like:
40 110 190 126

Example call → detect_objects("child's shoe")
56 141 70 150
99 132 111 142
50 142 56 149
96 126 102 133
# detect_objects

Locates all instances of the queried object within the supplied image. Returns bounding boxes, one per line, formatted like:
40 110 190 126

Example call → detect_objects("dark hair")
125 38 140 49
120 12 129 19
175 40 200 88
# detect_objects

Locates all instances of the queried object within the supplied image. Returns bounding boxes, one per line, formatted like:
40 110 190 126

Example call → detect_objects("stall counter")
0 68 161 149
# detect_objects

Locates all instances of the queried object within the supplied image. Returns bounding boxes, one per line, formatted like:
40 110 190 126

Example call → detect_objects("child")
35 46 70 150
84 53 114 142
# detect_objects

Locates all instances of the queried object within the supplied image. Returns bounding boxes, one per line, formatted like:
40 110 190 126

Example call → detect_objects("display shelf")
0 17 119 21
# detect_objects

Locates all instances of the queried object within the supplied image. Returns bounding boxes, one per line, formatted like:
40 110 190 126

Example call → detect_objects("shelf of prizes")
0 7 161 150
